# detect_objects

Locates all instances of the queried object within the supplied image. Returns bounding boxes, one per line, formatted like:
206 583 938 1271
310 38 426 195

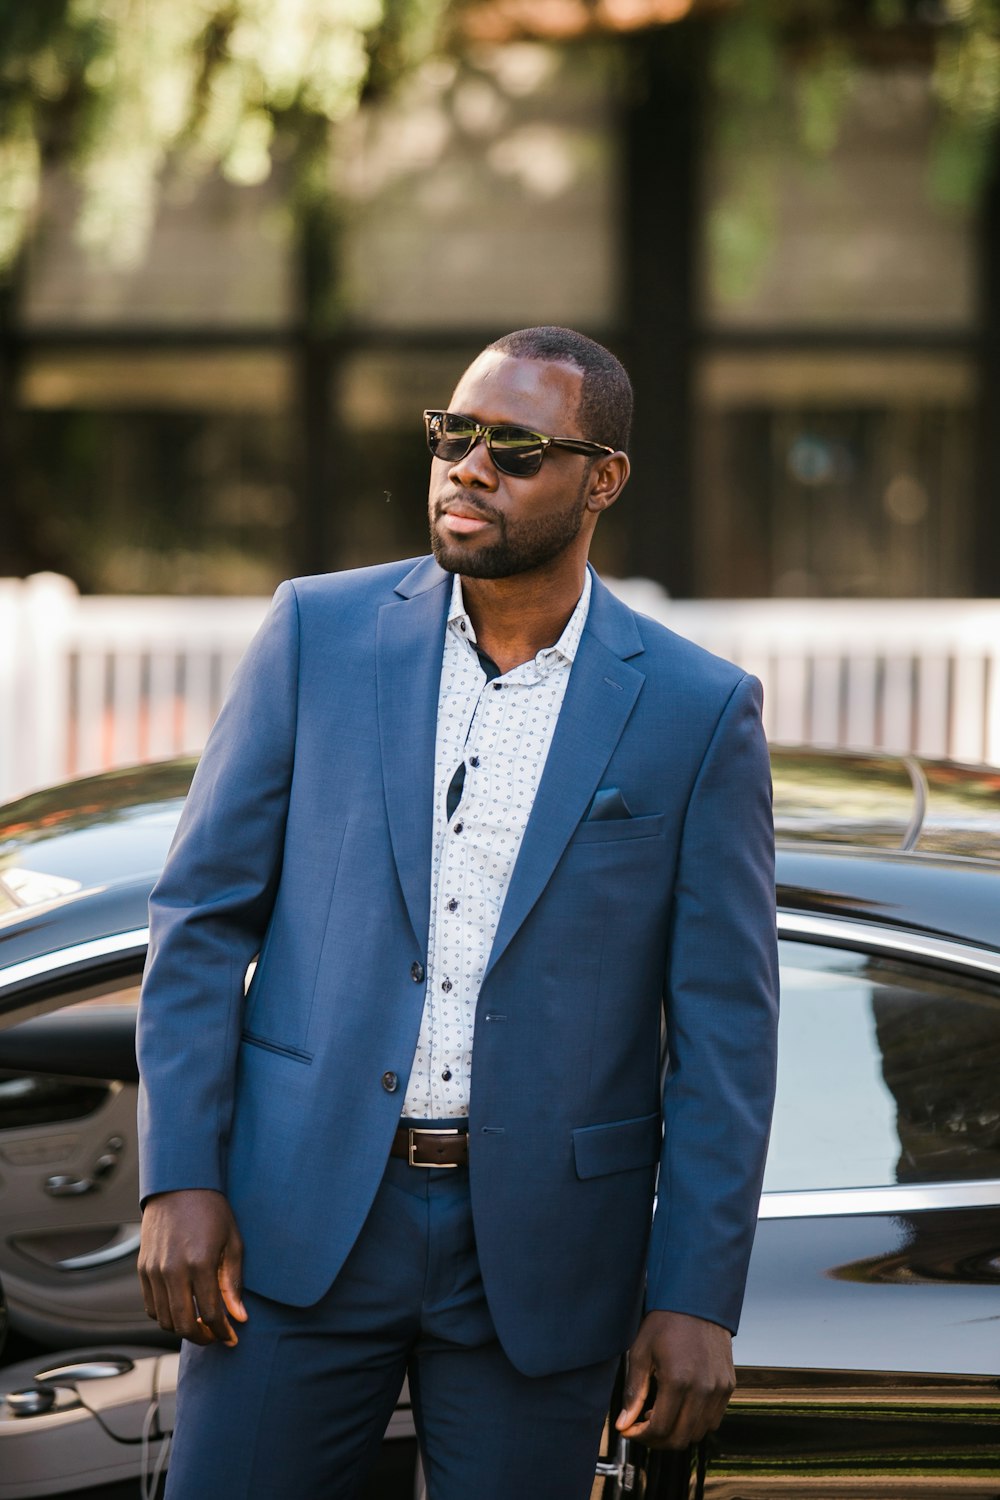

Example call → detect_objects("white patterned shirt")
401 569 592 1119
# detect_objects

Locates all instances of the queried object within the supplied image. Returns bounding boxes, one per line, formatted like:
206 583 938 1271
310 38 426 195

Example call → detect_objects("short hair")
485 326 632 454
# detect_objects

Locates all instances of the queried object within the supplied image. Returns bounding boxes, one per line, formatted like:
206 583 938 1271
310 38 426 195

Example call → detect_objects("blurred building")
3 3 998 599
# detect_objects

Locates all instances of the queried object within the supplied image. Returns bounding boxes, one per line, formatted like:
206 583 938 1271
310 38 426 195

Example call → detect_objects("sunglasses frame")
423 409 616 477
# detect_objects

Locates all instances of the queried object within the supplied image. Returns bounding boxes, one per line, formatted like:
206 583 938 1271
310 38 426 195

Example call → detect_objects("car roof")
775 844 1000 955
0 750 998 979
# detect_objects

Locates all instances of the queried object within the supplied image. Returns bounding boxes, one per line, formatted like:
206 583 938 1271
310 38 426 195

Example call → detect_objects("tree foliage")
2 0 998 286
0 0 449 271
708 0 1000 302
932 0 1000 204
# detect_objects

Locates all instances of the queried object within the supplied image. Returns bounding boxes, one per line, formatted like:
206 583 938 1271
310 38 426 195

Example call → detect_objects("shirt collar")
447 569 592 668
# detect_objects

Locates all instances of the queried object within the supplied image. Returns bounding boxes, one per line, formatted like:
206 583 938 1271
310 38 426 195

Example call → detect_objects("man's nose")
448 434 498 489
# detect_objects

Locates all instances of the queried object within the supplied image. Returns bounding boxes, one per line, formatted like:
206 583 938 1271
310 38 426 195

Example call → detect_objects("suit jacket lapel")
377 558 451 950
483 574 646 985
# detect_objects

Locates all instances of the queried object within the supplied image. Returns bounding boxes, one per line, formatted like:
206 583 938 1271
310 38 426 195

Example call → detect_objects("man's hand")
616 1310 735 1449
138 1189 247 1347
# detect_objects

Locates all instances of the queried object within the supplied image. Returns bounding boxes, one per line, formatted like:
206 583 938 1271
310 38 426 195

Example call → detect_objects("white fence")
0 574 269 804
2 572 1000 804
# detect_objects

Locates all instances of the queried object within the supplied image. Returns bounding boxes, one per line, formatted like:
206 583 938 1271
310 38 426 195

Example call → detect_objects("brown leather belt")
390 1124 469 1168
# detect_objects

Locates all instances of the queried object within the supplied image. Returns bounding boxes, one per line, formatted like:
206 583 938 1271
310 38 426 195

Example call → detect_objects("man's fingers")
143 1262 216 1344
137 1265 158 1324
642 1369 733 1448
618 1376 685 1445
138 1258 192 1341
161 1270 213 1344
615 1358 652 1433
140 1269 176 1338
648 1386 705 1449
219 1242 248 1326
623 1381 721 1449
139 1242 215 1342
190 1263 236 1346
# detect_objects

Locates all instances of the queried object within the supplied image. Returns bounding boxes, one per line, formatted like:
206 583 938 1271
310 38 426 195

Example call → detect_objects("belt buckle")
408 1127 461 1169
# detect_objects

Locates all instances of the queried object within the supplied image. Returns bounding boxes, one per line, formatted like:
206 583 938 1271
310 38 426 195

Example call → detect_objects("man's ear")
586 452 630 515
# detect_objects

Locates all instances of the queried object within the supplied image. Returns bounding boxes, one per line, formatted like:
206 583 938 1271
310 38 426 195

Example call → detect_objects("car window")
72 982 141 1012
0 978 140 1130
765 940 1000 1192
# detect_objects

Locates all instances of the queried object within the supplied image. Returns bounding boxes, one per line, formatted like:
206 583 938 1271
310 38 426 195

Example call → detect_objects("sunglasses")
423 409 615 478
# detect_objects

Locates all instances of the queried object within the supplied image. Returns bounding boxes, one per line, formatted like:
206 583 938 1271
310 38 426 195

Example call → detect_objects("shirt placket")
405 577 585 1120
423 639 497 1114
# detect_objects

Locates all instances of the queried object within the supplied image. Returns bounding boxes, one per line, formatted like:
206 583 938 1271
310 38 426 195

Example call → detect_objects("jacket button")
381 1071 399 1093
410 962 424 983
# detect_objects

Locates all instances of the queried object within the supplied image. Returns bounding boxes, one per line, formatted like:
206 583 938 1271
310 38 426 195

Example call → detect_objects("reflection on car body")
0 749 998 1496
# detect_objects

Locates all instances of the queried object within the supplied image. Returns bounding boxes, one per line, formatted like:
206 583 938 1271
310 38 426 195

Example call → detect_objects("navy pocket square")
585 786 633 821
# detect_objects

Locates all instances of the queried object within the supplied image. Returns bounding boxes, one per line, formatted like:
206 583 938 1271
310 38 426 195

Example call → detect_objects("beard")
429 473 590 579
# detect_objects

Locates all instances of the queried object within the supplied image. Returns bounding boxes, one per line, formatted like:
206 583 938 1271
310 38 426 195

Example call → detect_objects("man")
137 326 778 1499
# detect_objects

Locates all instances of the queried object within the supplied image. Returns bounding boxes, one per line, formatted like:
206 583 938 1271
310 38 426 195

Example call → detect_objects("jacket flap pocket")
572 1111 662 1180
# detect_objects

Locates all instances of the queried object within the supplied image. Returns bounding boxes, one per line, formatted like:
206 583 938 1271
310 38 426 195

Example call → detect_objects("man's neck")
458 565 588 675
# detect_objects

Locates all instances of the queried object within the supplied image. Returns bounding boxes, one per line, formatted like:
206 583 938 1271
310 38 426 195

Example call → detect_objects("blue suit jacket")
137 556 778 1377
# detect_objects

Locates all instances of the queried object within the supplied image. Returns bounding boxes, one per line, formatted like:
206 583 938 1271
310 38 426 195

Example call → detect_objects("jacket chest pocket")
570 811 666 845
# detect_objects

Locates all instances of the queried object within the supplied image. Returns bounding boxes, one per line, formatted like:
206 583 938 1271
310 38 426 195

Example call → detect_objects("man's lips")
438 504 496 536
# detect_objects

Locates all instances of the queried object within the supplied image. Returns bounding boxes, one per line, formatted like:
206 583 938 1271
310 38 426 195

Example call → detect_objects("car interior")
0 977 149 1349
0 967 427 1500
0 971 179 1499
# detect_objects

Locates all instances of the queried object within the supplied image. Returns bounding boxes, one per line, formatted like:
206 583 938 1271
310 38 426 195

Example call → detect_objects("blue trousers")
164 1154 618 1499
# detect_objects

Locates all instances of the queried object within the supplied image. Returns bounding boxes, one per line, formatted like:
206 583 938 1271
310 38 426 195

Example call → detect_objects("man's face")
427 353 595 579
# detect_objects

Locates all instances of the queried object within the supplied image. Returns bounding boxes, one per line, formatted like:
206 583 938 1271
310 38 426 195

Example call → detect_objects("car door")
0 953 154 1347
708 917 1000 1496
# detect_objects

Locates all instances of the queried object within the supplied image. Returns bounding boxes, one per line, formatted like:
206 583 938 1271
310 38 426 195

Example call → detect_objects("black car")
0 749 998 1497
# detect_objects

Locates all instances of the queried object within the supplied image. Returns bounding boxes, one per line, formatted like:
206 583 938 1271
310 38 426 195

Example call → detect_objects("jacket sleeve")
645 671 779 1333
136 580 299 1202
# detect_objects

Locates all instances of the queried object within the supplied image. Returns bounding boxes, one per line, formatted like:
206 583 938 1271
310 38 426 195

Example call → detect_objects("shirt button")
441 978 452 993
441 1068 452 1081
492 682 502 691
469 756 480 768
453 822 464 834
381 1071 398 1093
447 898 458 913
410 962 425 983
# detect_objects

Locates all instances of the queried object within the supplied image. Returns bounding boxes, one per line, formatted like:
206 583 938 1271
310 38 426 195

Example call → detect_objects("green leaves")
0 0 449 270
931 1 1000 207
706 0 1000 307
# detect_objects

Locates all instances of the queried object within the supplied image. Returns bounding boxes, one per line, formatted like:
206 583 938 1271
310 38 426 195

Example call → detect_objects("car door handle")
56 1225 142 1271
45 1175 97 1196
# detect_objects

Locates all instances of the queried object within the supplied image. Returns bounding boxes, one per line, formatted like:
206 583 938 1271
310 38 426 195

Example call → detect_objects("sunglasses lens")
426 412 477 462
486 427 545 477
